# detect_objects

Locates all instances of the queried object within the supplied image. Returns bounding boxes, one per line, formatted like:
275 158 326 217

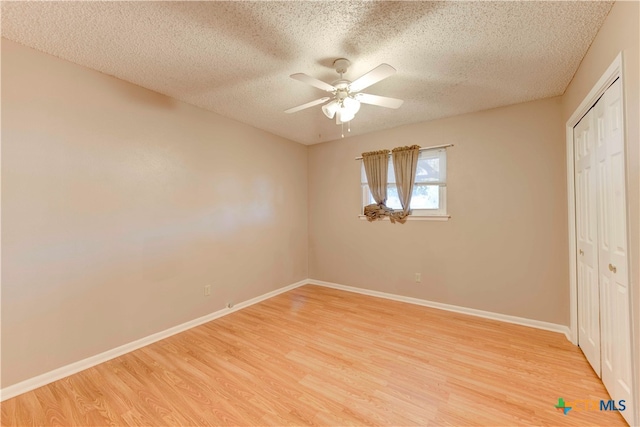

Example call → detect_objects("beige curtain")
391 145 421 224
362 149 394 221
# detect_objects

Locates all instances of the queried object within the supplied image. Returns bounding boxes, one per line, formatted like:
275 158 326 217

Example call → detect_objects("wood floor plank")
1 285 628 426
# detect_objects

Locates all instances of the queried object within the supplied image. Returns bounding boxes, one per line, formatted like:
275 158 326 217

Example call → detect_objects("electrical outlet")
415 273 421 283
204 285 211 296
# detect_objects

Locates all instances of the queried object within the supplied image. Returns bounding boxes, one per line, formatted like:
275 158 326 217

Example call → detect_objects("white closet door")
596 78 633 424
574 107 601 375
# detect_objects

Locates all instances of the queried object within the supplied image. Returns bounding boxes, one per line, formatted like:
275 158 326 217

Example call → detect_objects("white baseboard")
307 279 572 340
0 279 308 402
2 277 572 402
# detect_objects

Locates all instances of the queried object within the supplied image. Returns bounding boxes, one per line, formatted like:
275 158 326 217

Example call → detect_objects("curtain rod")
353 143 454 160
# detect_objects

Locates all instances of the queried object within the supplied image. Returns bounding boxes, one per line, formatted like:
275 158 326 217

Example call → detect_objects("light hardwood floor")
1 285 628 426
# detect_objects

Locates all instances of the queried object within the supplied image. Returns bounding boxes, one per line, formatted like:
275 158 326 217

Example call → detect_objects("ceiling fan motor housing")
332 79 351 101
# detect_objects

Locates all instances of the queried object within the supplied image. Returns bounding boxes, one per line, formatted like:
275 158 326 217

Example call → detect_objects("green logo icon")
555 398 572 415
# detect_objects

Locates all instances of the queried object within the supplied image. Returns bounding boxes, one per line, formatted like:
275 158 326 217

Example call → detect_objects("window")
361 148 447 217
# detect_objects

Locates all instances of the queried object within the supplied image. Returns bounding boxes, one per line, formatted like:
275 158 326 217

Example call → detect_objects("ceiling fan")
285 58 404 126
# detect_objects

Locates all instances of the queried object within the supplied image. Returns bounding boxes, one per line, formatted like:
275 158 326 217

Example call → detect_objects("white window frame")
360 148 449 221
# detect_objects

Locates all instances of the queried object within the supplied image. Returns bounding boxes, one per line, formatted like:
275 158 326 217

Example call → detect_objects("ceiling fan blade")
348 63 396 93
284 97 331 114
355 93 404 109
290 73 336 92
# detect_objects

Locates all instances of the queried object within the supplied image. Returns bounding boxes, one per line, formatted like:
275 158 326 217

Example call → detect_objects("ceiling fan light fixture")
337 108 355 124
322 99 339 119
336 97 360 123
343 97 361 115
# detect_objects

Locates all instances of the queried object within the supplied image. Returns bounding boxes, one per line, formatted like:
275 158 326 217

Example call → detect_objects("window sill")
358 215 450 222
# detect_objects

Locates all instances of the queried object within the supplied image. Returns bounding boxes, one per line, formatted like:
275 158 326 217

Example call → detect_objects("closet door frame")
565 52 636 426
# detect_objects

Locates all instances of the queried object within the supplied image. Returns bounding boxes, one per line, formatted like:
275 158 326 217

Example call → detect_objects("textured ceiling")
1 1 613 145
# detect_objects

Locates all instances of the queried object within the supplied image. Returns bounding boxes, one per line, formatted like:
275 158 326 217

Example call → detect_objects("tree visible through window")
361 148 447 216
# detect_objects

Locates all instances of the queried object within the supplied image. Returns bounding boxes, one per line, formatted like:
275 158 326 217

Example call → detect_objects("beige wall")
308 97 568 325
1 39 308 388
562 0 639 415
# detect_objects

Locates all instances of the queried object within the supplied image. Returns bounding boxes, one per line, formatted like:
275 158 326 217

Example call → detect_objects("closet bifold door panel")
576 78 633 425
575 104 601 375
596 79 633 419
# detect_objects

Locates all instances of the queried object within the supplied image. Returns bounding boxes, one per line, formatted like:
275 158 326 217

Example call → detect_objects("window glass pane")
364 184 440 210
386 185 402 209
363 185 375 205
410 185 439 209
415 151 441 183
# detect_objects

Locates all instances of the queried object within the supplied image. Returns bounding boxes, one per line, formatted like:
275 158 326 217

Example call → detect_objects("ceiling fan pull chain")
341 122 344 138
